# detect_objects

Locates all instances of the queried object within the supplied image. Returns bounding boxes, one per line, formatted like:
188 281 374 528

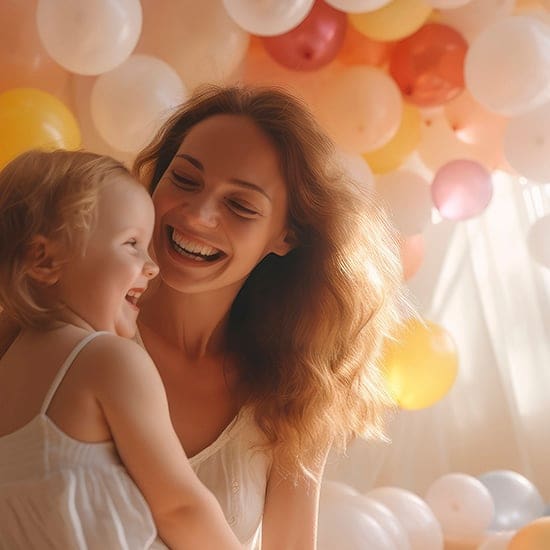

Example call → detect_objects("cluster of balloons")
320 469 550 549
0 0 549 275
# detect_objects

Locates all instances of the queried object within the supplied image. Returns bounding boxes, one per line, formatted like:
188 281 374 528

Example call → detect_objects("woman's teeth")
125 289 142 306
170 228 222 261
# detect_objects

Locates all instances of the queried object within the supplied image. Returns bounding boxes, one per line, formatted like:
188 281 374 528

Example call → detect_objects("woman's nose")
143 257 159 280
185 196 220 228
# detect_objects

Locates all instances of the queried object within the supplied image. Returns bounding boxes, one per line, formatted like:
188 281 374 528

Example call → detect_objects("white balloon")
335 150 374 192
374 171 432 236
318 498 394 550
355 495 411 550
320 480 360 502
222 0 314 36
465 16 550 116
91 54 186 153
36 0 142 75
324 0 391 14
504 101 550 183
527 215 550 269
367 487 444 550
424 473 494 540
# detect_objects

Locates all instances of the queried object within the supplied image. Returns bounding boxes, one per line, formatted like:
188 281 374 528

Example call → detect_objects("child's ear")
25 235 65 286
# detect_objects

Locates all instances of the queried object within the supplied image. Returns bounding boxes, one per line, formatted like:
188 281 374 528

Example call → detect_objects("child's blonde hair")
0 149 131 329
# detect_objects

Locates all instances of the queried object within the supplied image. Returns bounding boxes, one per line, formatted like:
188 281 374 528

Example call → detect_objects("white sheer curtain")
325 172 550 502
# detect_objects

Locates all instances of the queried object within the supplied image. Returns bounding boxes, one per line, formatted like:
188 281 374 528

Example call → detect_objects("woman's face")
151 114 291 295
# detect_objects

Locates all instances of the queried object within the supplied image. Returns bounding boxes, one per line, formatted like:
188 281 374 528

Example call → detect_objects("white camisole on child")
0 332 167 550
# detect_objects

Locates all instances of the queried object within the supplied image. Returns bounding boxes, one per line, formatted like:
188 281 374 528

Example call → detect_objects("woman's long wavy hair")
134 85 409 479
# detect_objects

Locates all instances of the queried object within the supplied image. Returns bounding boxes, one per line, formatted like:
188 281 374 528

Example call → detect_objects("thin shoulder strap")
40 331 109 415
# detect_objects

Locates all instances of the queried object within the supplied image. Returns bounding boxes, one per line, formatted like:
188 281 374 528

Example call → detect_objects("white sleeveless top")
0 332 167 550
135 330 273 549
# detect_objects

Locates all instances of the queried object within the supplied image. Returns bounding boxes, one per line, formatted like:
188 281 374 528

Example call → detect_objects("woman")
132 85 407 549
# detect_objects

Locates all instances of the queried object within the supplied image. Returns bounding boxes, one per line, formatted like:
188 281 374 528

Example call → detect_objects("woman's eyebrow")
175 153 272 202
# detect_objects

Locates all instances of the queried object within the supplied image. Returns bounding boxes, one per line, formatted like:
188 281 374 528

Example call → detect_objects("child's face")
57 175 158 338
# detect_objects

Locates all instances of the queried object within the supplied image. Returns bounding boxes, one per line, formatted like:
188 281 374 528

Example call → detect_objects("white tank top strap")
40 331 110 415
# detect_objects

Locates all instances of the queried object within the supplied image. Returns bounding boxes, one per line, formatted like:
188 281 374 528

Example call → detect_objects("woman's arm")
262 449 330 550
82 335 242 550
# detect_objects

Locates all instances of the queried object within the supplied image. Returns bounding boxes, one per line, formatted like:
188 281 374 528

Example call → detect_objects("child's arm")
261 450 329 550
81 335 242 550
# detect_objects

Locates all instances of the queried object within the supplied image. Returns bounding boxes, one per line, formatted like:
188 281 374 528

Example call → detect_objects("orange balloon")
389 23 468 107
0 0 70 96
400 234 425 281
509 517 550 550
381 318 458 410
338 24 395 68
0 88 81 168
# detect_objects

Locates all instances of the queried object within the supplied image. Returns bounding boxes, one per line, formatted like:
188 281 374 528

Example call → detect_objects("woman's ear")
271 227 298 257
25 235 65 286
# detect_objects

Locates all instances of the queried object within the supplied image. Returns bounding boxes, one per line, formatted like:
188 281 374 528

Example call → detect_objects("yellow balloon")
363 102 421 174
0 88 80 168
381 318 458 410
509 518 550 550
349 0 432 42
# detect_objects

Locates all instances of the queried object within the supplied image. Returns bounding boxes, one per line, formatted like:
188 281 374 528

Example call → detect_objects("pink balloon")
431 159 493 221
262 0 347 71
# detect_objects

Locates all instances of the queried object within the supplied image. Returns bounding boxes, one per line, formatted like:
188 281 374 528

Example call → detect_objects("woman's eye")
227 199 259 217
172 172 197 187
125 238 137 247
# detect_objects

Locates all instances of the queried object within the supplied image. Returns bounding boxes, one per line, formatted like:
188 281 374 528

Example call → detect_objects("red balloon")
261 0 347 71
338 23 394 68
389 23 468 107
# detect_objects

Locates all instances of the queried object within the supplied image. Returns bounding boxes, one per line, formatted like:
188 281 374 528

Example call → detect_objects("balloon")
437 0 515 42
262 1 347 71
0 0 69 95
335 150 374 191
324 0 391 13
509 518 550 550
367 486 444 550
426 0 473 6
318 494 394 550
320 480 360 501
314 66 403 153
424 473 494 540
418 111 502 171
354 495 411 550
444 91 507 152
222 0 315 36
400 234 425 281
136 0 249 91
36 0 142 75
478 470 545 531
503 101 550 182
90 54 186 153
389 23 468 107
363 102 421 174
464 16 550 116
478 531 516 550
374 171 432 235
527 215 550 268
337 24 395 67
380 318 458 410
0 88 80 168
431 159 493 221
349 0 432 42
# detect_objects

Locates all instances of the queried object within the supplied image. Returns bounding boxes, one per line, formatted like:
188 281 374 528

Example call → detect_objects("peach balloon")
363 101 422 174
337 24 395 68
400 233 425 281
389 23 468 107
349 0 432 42
0 0 69 95
314 66 402 153
136 0 249 91
431 159 493 221
508 518 550 550
262 0 347 71
0 88 81 168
